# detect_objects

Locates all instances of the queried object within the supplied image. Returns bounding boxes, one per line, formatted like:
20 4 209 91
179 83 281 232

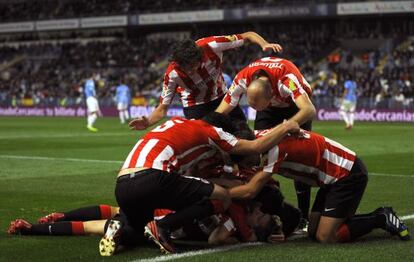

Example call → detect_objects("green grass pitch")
0 117 413 261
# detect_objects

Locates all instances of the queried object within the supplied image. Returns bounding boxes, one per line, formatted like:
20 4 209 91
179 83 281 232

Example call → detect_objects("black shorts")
183 95 246 122
115 169 214 233
254 106 312 131
311 157 368 218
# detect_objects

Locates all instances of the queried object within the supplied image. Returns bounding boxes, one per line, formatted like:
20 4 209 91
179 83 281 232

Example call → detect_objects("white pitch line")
0 155 413 178
135 242 263 262
0 132 135 140
371 173 414 178
401 214 414 220
136 214 414 262
0 154 123 164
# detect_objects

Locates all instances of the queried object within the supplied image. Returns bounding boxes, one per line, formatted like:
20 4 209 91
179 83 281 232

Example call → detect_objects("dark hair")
171 38 202 67
202 112 236 134
230 127 258 165
254 215 282 242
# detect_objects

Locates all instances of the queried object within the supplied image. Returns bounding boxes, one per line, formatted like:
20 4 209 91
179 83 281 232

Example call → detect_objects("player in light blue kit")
339 75 357 130
115 78 131 124
85 72 101 132
222 73 233 89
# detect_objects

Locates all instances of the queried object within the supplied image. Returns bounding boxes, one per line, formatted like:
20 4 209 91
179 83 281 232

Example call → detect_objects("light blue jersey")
222 73 233 89
84 79 96 98
116 84 131 104
344 80 357 103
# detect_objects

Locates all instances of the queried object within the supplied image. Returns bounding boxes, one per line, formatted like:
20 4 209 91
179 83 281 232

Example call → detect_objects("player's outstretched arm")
230 120 299 155
215 97 236 115
240 31 283 53
129 104 169 130
229 171 272 199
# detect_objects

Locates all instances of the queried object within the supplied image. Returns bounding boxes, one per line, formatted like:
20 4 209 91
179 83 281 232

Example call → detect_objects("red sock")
336 223 351 242
71 222 85 235
210 200 225 214
99 205 112 219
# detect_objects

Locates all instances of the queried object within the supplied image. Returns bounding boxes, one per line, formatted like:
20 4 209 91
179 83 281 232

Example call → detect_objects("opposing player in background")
339 75 357 130
216 57 316 230
115 79 131 124
129 32 282 130
84 72 101 132
229 129 410 243
222 72 233 89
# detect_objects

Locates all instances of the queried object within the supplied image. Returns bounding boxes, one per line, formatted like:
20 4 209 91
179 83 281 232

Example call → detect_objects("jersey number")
152 119 184 133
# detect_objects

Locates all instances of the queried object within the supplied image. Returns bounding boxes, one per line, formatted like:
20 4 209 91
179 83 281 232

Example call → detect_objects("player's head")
247 203 282 242
202 112 236 134
247 78 271 111
171 38 202 74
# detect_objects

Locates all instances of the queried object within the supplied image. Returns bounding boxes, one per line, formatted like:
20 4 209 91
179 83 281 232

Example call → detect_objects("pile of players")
8 32 410 256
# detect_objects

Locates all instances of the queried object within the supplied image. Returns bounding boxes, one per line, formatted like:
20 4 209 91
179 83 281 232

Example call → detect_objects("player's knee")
316 230 337 243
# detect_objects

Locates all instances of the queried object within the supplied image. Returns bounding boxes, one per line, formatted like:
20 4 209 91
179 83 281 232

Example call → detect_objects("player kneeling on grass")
229 129 410 243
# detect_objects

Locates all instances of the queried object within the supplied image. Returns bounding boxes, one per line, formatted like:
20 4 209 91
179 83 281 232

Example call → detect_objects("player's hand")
262 43 283 53
128 116 149 130
283 119 300 135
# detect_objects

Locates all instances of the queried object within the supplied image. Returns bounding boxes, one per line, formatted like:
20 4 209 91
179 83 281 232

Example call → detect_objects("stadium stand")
0 1 413 110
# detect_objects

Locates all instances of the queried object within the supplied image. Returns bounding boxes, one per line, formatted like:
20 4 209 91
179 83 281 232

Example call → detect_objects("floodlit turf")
0 116 413 261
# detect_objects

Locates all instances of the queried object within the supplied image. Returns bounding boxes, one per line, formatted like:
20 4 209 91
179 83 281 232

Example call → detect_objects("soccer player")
100 113 299 256
339 75 357 129
115 79 131 124
229 129 410 243
84 72 101 132
128 32 282 130
8 205 119 236
223 72 233 89
216 56 316 230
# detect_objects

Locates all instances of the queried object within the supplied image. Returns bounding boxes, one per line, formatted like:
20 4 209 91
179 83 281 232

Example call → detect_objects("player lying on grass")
229 129 411 243
8 205 119 236
145 200 285 249
7 190 289 247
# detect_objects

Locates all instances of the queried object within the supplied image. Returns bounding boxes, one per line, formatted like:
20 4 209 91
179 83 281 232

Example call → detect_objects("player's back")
122 117 236 173
116 85 130 102
84 79 95 98
344 80 357 102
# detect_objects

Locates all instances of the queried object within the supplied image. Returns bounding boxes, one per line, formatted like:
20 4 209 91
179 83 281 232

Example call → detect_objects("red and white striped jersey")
161 35 245 107
224 57 312 108
121 117 239 174
255 130 356 186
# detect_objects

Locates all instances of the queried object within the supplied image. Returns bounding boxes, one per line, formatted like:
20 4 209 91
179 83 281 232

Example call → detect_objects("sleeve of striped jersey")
201 35 244 54
223 76 248 106
280 74 306 101
209 126 239 152
262 145 282 174
160 70 178 105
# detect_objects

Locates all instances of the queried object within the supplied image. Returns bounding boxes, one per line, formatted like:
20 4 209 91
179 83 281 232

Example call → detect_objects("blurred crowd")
0 20 413 109
0 0 355 22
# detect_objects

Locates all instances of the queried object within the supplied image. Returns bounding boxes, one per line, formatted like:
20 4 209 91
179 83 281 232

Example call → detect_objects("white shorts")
117 102 128 111
86 97 100 113
340 100 356 112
